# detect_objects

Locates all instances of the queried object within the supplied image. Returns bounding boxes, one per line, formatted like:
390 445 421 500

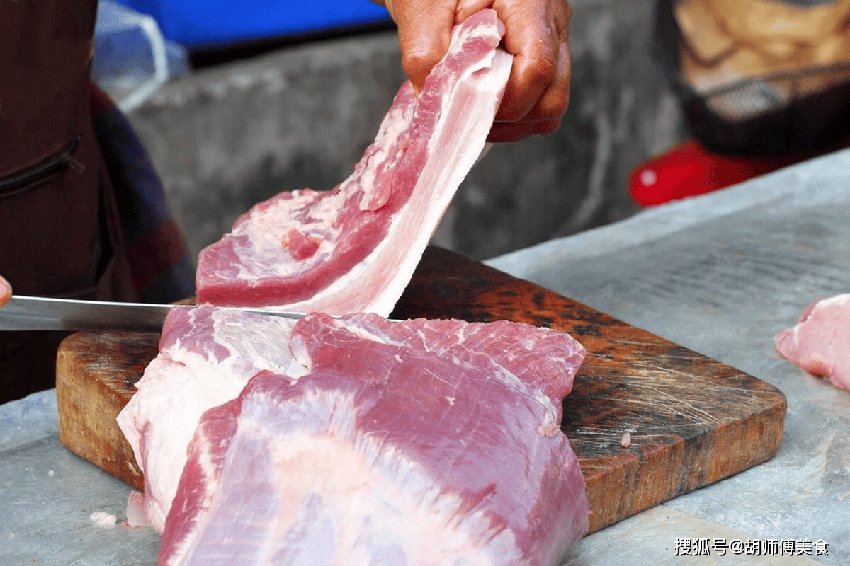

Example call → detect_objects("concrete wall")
127 0 687 263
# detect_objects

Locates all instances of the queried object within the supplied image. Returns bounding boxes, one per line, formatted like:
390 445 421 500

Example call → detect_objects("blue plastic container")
93 1 190 111
115 0 393 50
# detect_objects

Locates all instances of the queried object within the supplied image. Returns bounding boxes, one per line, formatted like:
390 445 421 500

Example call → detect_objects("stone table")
488 148 850 565
3 149 849 565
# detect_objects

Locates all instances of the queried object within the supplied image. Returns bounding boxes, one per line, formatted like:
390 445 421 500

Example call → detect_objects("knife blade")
0 295 306 332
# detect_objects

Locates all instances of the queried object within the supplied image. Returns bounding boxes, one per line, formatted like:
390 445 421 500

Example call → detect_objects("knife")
1 295 306 332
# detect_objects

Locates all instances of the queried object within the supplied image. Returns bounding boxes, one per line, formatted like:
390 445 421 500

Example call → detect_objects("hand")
380 0 572 142
0 276 10 308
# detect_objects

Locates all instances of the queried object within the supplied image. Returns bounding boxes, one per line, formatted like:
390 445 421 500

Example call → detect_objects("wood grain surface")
56 246 786 535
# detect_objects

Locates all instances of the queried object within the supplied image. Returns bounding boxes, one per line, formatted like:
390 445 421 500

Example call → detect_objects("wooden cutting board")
56 246 786 535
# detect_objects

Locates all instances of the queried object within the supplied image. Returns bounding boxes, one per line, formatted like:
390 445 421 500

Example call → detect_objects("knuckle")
523 52 559 86
401 49 437 78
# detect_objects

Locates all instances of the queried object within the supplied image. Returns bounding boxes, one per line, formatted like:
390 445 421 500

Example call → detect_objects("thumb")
385 0 457 93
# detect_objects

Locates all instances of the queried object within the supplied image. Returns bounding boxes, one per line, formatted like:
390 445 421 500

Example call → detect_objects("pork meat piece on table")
116 306 310 531
775 293 850 391
157 312 589 566
195 9 513 316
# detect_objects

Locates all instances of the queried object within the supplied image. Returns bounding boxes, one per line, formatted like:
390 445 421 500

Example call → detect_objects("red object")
629 140 825 207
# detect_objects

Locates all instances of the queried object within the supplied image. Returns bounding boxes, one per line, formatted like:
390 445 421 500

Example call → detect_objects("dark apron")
0 0 137 403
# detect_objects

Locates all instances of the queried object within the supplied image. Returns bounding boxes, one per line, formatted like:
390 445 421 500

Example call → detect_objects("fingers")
384 0 457 94
454 0 498 23
492 0 572 141
0 276 11 307
487 117 562 143
387 0 572 141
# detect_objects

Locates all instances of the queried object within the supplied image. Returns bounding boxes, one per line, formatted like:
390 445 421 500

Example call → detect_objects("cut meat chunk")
120 10 589 563
158 312 588 566
196 9 514 316
116 305 310 532
775 293 850 392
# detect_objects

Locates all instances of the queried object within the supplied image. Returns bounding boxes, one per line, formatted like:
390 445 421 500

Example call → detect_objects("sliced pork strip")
159 313 588 566
775 293 850 391
116 305 309 532
196 9 514 316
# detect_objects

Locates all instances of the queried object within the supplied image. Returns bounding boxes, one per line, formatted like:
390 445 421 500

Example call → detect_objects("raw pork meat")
116 305 310 531
196 9 514 316
158 311 588 566
775 293 850 391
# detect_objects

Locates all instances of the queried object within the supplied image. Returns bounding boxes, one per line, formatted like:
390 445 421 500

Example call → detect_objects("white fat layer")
817 293 850 309
211 86 416 287
206 309 309 376
117 355 242 532
116 307 310 532
284 51 514 316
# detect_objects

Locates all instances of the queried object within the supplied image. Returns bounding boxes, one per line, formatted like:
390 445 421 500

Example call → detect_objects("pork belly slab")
195 9 514 316
156 310 588 566
775 293 850 391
